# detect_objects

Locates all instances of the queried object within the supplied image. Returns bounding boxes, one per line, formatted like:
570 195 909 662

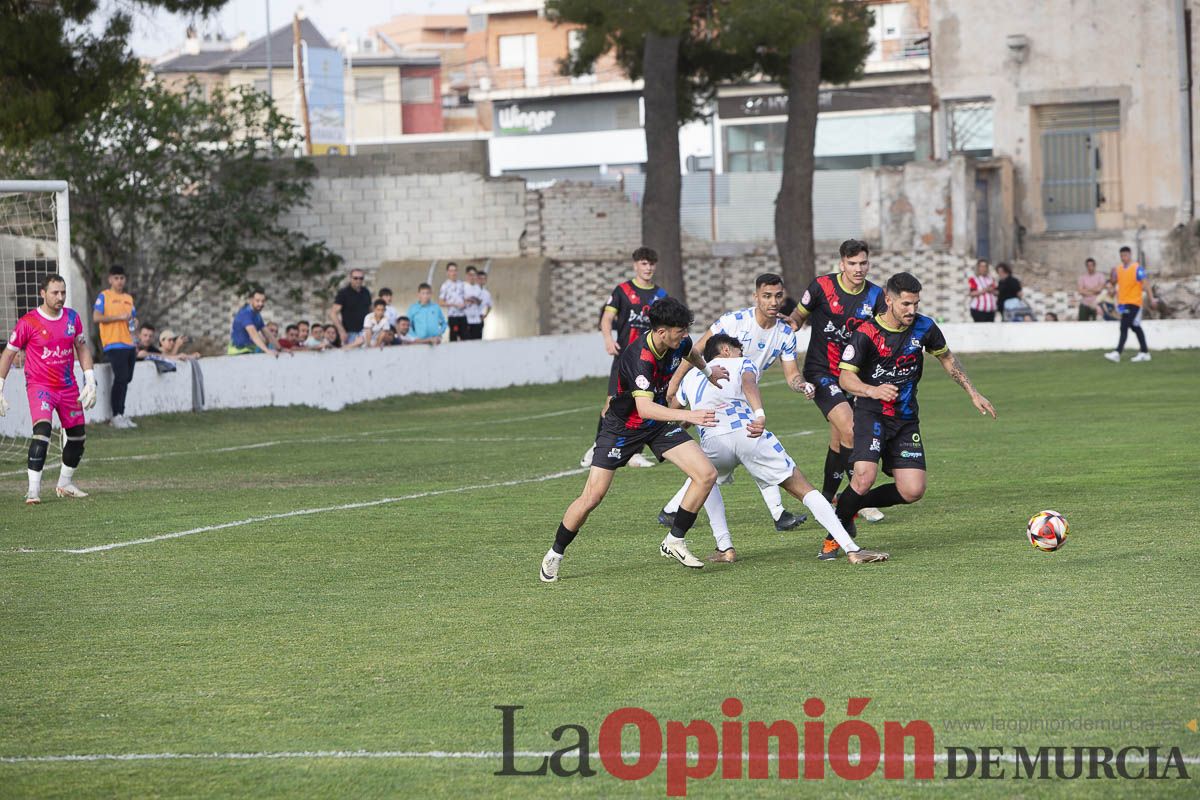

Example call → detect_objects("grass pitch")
1 350 1198 798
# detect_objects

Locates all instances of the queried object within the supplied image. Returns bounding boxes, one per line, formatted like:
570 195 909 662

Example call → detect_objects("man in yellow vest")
1104 247 1150 363
92 265 140 427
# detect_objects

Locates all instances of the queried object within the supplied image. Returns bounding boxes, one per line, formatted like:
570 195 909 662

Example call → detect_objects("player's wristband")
754 408 765 419
702 365 713 378
84 369 95 385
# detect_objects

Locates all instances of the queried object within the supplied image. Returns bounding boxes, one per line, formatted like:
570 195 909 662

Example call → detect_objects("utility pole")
294 13 313 155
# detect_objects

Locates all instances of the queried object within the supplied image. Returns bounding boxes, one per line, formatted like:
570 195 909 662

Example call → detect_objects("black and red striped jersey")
605 280 668 350
839 314 949 420
796 273 886 378
604 332 693 431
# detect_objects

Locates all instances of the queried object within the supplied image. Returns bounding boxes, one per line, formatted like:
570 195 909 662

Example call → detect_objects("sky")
125 0 472 60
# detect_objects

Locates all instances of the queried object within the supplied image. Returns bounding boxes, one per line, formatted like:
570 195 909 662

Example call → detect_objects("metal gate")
1037 102 1120 232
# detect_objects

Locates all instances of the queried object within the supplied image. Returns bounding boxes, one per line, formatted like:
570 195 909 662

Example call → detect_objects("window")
499 34 529 69
402 76 434 104
723 123 786 172
356 77 384 102
946 99 994 157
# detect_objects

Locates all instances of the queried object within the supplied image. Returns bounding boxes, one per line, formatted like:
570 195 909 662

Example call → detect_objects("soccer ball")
1027 510 1069 552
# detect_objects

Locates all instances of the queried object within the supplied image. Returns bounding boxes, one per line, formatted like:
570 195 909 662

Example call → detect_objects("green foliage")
9 74 342 324
724 0 873 86
0 1 230 147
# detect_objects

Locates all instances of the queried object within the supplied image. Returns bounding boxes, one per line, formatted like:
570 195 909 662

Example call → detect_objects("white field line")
11 468 587 555
1 749 1196 766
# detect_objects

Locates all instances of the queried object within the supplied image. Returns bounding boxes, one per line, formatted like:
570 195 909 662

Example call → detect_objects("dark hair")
885 272 923 295
755 272 784 290
446 262 458 270
139 323 156 333
298 319 310 327
996 262 1012 276
632 246 658 264
286 324 299 333
646 296 693 329
1085 258 1096 266
976 258 989 267
418 282 432 291
249 286 266 298
466 265 478 274
839 239 870 259
1119 246 1132 254
704 333 742 361
379 288 392 297
373 299 386 309
108 265 126 276
39 273 66 291
397 316 410 324
310 323 323 331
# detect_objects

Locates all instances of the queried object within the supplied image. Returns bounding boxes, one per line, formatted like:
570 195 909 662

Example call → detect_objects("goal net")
0 181 72 463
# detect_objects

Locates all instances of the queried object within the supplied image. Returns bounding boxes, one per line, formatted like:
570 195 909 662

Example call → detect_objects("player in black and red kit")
580 246 669 468
788 239 888 558
542 298 730 583
834 272 996 546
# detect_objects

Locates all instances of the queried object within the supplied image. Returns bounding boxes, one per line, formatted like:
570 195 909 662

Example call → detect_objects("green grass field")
1 350 1198 798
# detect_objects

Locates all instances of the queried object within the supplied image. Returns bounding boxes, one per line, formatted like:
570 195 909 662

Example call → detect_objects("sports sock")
837 485 868 526
552 522 578 555
759 484 785 521
669 508 698 539
703 486 732 550
858 482 907 510
663 480 691 514
840 445 855 478
57 465 76 488
803 490 858 553
820 448 841 500
27 469 42 497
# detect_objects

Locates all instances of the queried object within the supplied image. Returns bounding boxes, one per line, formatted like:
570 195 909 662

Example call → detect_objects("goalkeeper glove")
0 377 8 417
79 370 97 410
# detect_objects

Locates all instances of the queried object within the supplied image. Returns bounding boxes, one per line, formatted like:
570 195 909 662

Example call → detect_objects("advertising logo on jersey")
40 345 73 360
872 352 920 382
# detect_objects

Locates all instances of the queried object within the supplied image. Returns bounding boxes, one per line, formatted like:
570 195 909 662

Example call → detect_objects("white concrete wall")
2 324 1197 437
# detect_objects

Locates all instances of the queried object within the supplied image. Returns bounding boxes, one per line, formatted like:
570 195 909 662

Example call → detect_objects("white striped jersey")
709 307 798 374
677 356 760 440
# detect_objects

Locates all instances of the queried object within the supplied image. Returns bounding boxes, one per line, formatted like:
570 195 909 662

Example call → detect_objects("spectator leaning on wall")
967 259 998 323
330 268 372 346
1077 258 1106 321
408 283 447 343
229 288 279 357
305 323 327 349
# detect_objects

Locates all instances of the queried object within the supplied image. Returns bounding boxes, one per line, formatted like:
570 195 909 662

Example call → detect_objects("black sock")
552 523 578 555
839 446 855 480
859 482 908 510
821 448 841 501
837 485 867 525
669 508 699 538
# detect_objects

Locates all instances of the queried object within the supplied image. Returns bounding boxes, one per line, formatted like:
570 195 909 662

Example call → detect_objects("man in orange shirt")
1104 246 1151 363
92 265 139 428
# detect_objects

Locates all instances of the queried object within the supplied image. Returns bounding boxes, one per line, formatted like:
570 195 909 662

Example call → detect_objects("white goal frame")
0 180 72 277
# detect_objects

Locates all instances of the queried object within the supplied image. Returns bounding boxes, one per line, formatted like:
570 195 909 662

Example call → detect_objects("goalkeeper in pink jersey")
0 274 98 504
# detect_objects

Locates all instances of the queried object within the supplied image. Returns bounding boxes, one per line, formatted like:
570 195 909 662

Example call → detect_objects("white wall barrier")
1 321 1197 437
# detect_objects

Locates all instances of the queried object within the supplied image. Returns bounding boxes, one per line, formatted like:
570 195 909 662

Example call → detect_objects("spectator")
135 323 161 357
158 328 199 359
439 262 467 341
378 288 401 329
361 299 394 348
1044 312 1060 321
477 270 494 339
408 282 447 343
323 325 341 349
1096 280 1120 320
996 263 1027 320
297 320 311 343
330 268 372 346
304 323 327 349
967 259 998 322
1076 258 1105 320
1144 284 1169 319
229 288 279 357
276 324 302 351
92 264 139 429
463 265 484 340
394 316 417 344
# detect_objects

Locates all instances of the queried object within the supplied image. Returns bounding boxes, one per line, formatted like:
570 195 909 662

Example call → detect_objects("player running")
834 272 996 541
659 273 813 543
0 274 98 504
580 246 667 469
541 297 730 583
673 333 889 564
787 239 889 560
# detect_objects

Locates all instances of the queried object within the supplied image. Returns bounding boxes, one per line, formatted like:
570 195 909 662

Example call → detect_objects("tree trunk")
775 34 822 296
640 32 685 302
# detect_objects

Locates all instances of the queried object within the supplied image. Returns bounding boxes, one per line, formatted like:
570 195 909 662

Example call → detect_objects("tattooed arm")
935 350 997 418
781 357 816 399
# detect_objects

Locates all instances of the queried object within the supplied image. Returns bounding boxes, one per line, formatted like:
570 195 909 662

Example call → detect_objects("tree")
549 1 754 302
727 1 872 292
0 0 229 147
10 74 342 327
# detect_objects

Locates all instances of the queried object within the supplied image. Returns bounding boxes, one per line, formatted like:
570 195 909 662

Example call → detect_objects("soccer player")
540 297 730 583
833 272 996 541
787 239 889 559
673 334 889 564
0 274 98 504
659 273 813 543
579 246 668 469
1104 246 1151 362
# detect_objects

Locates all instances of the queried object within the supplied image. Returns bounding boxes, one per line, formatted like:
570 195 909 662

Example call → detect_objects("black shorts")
806 371 853 420
592 423 693 470
851 407 926 475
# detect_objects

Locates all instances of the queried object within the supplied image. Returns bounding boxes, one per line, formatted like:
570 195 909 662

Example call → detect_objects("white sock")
703 485 733 550
58 465 75 488
28 469 42 497
760 484 785 520
802 490 859 552
664 480 691 514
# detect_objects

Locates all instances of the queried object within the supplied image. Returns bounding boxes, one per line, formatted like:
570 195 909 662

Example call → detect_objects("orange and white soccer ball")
1027 510 1069 552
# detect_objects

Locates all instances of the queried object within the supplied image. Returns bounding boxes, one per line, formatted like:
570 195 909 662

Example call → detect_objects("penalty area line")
11 468 587 555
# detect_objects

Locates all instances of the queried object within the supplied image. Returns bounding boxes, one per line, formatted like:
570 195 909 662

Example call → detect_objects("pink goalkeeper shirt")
6 307 86 389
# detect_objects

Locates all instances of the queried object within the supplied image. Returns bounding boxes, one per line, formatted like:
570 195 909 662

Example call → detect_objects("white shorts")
702 430 795 490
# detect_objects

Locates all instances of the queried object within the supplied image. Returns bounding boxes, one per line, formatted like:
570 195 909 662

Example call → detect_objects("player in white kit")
660 273 810 538
674 333 888 564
